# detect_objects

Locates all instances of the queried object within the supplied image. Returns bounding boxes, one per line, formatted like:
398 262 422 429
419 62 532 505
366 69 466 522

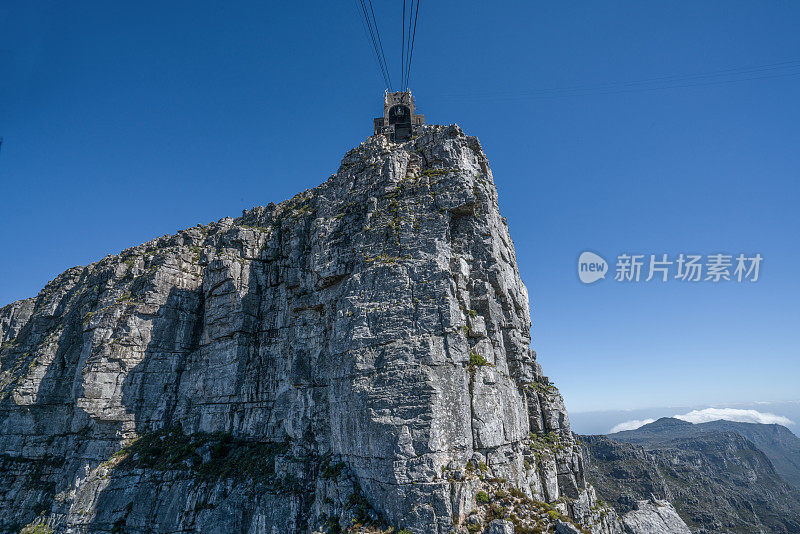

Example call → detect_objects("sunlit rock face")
0 125 624 533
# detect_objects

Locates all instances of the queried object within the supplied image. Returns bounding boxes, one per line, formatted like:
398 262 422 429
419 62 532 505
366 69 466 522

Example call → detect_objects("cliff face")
0 125 616 533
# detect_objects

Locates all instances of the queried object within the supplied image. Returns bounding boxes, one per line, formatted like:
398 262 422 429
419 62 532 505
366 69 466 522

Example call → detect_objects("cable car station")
373 90 425 142
356 0 423 142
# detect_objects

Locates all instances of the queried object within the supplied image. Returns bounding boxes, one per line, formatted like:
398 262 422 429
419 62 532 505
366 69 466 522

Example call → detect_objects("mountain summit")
1 126 683 533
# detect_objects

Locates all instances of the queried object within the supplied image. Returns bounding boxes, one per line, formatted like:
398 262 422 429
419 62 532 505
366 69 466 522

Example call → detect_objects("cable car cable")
405 0 420 88
357 0 386 87
366 0 392 89
353 0 389 89
401 0 406 90
402 0 413 88
410 0 420 87
360 0 390 89
356 0 391 89
403 0 412 88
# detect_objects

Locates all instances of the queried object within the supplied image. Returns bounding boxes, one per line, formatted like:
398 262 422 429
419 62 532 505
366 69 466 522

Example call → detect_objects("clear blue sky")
1 1 798 412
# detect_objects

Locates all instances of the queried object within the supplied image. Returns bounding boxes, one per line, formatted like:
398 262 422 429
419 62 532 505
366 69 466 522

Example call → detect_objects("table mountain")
0 125 633 534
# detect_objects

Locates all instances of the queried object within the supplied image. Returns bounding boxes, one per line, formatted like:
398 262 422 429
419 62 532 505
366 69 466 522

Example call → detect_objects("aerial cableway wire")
358 0 391 89
401 0 406 90
404 0 420 88
353 5 386 89
354 0 392 89
353 0 420 91
400 0 420 89
366 0 392 89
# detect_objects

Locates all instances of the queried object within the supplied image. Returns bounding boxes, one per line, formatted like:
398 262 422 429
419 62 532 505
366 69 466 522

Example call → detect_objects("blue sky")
1 1 798 413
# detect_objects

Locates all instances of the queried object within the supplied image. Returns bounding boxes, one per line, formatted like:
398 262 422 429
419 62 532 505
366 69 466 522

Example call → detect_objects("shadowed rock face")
579 436 670 515
0 125 621 534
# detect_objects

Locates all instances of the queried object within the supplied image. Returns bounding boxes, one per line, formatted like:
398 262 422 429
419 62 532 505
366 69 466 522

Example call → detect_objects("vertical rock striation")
1 125 618 533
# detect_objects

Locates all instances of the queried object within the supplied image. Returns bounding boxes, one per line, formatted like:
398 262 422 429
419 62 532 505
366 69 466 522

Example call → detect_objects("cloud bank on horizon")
675 408 794 426
608 408 795 434
609 418 656 433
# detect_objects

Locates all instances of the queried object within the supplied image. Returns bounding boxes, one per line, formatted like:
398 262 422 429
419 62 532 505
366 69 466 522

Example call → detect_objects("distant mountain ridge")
611 417 800 489
580 417 800 533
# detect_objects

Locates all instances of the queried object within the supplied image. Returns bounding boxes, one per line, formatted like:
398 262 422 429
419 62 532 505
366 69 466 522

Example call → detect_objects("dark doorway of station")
373 90 425 142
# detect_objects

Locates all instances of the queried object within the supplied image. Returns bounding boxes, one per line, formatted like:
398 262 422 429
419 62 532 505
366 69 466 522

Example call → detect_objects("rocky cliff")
2 125 630 533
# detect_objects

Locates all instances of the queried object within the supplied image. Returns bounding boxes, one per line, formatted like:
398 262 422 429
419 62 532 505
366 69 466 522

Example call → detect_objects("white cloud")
674 408 794 426
609 418 656 434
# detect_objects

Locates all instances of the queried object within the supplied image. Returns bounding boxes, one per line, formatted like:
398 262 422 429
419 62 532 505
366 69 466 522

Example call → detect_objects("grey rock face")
486 519 514 534
620 500 691 534
0 298 34 345
0 125 614 533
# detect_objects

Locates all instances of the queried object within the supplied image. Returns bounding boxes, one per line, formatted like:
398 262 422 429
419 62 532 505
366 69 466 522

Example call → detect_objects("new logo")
578 251 608 284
